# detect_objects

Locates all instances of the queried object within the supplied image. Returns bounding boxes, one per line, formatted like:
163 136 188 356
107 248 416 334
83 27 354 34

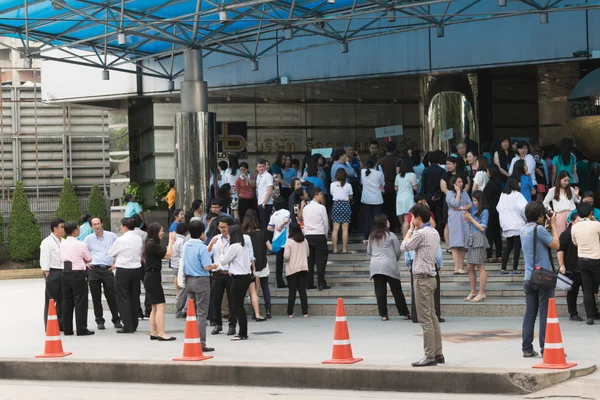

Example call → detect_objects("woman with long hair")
493 136 514 183
235 162 257 223
330 168 353 254
543 171 580 234
446 175 472 275
472 156 489 192
463 191 489 302
441 156 469 244
284 221 310 318
219 184 233 216
242 209 273 319
144 223 177 341
529 137 548 201
483 165 503 262
552 137 577 185
361 156 385 244
497 178 528 274
219 225 252 341
395 158 418 237
222 155 241 220
368 214 410 321
511 159 534 202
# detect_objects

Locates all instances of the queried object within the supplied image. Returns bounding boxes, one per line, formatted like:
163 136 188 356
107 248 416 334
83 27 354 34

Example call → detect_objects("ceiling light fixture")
168 80 174 92
341 41 348 53
24 56 32 69
284 27 293 40
540 12 548 24
102 69 110 81
387 9 396 22
498 0 507 6
118 30 126 45
251 60 259 71
327 0 336 4
50 0 66 10
219 9 228 22
436 25 444 38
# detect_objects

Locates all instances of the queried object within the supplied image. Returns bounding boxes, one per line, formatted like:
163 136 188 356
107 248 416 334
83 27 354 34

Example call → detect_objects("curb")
0 359 594 394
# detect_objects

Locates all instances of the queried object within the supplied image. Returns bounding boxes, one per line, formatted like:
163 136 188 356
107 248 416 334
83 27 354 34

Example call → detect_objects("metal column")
174 48 216 211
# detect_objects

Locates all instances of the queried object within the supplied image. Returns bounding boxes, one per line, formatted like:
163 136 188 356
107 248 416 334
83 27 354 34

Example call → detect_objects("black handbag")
530 224 557 289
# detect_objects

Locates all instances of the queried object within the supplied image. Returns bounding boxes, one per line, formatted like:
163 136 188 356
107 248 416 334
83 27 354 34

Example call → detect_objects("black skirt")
143 270 165 305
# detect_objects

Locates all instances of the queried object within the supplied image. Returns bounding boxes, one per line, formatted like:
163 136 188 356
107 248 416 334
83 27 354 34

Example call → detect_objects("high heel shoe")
471 294 486 303
464 293 476 302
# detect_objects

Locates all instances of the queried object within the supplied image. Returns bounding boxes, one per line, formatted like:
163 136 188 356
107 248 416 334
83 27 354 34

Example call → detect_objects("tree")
87 184 110 230
124 182 145 210
56 178 81 223
153 180 169 210
8 181 41 261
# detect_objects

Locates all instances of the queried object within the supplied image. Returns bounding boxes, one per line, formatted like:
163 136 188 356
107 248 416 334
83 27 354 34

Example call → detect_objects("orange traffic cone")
173 299 214 362
323 298 363 364
533 298 577 370
36 299 72 358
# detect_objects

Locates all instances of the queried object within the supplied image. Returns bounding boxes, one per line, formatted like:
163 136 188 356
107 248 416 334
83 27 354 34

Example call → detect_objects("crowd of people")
39 135 600 361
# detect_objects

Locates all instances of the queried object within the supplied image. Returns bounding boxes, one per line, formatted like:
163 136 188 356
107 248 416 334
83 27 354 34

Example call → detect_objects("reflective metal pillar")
174 48 217 211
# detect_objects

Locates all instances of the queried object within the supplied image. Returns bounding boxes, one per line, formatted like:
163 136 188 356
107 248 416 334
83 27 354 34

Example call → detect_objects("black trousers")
362 204 383 240
138 268 152 318
350 182 361 230
502 235 522 271
230 274 252 337
115 268 142 332
287 271 308 315
62 270 89 334
425 197 444 239
238 197 257 223
88 267 120 325
306 234 328 288
486 212 503 259
383 191 397 232
275 249 286 287
579 259 600 318
258 205 273 231
211 273 236 328
44 269 63 330
410 269 441 322
373 274 410 317
566 272 583 317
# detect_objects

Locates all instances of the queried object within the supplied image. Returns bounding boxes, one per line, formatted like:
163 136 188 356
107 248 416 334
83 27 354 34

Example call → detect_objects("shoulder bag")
530 225 558 289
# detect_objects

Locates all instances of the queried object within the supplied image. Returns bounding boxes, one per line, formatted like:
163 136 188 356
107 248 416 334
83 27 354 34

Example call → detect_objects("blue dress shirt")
182 239 213 277
84 231 118 266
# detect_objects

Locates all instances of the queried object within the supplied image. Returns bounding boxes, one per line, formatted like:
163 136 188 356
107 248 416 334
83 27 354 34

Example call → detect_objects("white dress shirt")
40 234 64 271
303 201 329 236
132 228 147 242
220 243 252 275
209 234 230 271
256 171 274 205
361 168 384 205
330 181 353 201
108 230 143 269
543 187 580 213
171 234 187 270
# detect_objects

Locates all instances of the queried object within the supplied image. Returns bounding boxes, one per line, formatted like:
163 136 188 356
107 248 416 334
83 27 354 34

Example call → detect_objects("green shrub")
153 180 169 210
124 182 145 210
87 184 110 230
8 181 41 261
56 178 82 223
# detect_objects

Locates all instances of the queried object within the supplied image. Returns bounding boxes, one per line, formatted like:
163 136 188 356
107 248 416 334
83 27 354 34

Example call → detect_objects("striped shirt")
400 225 440 277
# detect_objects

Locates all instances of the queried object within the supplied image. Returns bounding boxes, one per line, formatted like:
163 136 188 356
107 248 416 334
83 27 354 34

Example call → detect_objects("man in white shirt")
84 217 121 331
171 223 189 318
108 218 144 333
508 141 537 186
303 188 331 290
131 214 150 319
268 198 291 288
207 216 237 336
256 159 274 230
40 218 65 330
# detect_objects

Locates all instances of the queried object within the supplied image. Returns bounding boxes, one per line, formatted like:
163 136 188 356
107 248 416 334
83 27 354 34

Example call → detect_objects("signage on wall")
311 148 333 159
375 124 404 138
217 121 248 159
440 128 454 141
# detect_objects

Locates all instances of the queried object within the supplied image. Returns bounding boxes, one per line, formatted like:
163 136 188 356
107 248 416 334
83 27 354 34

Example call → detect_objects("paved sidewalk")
2 279 598 370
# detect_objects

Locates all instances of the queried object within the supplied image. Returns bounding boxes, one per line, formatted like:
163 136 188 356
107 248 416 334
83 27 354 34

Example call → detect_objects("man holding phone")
60 221 95 336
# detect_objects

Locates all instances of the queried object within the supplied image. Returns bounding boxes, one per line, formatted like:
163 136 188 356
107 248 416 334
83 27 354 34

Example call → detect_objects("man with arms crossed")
400 203 444 367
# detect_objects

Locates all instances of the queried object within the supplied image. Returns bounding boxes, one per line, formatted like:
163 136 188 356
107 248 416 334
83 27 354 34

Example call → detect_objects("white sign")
375 124 404 138
441 128 454 141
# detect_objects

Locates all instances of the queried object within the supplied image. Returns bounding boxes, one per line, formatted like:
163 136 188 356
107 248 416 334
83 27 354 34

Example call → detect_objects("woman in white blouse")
395 159 418 237
219 225 252 341
361 156 385 244
543 170 580 235
330 168 353 254
496 179 527 274
222 155 242 221
472 156 489 192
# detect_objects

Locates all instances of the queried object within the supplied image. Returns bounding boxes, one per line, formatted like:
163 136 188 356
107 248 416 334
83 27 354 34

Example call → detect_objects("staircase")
154 234 580 318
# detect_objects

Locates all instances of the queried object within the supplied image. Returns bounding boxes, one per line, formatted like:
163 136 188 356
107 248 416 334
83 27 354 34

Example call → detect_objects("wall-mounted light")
540 12 548 24
251 60 259 71
341 41 348 53
168 80 174 92
118 30 126 45
102 69 110 81
284 27 293 40
219 9 228 22
387 9 396 22
50 0 66 10
498 0 507 7
436 25 445 37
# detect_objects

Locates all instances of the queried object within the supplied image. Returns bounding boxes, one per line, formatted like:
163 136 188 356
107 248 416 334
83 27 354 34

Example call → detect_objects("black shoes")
116 329 134 334
523 350 539 358
412 357 437 367
438 317 445 323
209 321 216 326
227 326 236 336
157 336 176 341
266 308 272 319
77 330 95 336
256 317 267 322
586 318 594 325
211 325 223 335
318 285 332 291
114 322 123 329
202 346 215 352
97 322 105 330
175 312 186 319
435 355 445 364
569 315 584 322
150 335 158 340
